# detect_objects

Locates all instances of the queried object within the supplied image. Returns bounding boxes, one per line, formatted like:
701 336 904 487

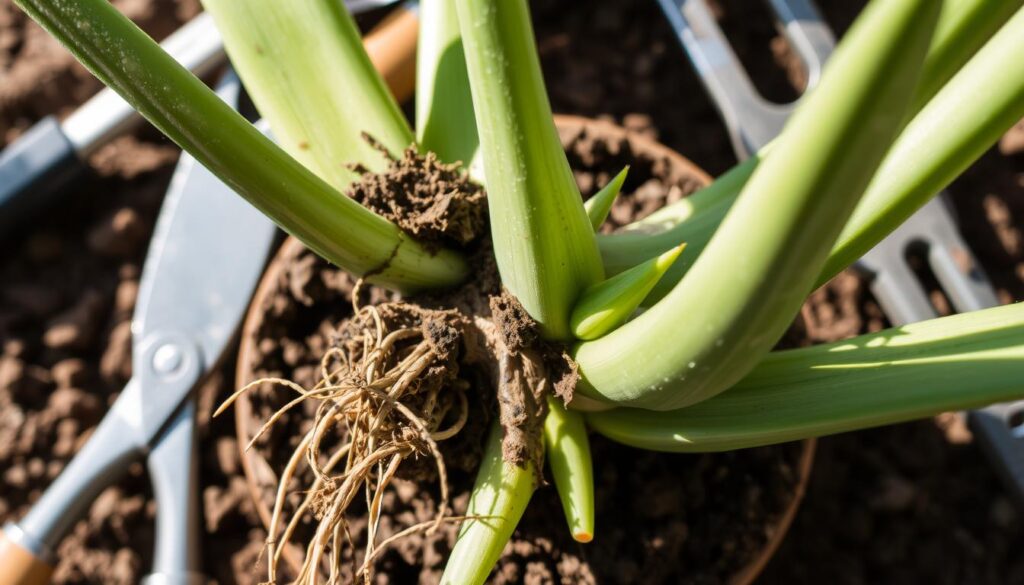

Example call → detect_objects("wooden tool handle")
364 3 419 103
0 530 53 585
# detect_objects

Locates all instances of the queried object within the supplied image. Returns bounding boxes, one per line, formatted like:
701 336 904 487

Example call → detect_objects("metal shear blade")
5 71 278 581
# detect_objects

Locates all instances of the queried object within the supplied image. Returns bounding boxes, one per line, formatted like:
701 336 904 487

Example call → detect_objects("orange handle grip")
364 4 419 103
0 530 53 585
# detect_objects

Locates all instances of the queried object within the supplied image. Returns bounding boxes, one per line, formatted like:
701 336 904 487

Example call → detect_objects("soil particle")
46 387 102 422
113 278 138 316
51 357 88 388
99 319 133 383
423 311 463 360
1000 119 1024 156
347 139 487 248
214 436 241 476
42 289 107 350
86 207 147 257
0 354 25 389
203 476 252 533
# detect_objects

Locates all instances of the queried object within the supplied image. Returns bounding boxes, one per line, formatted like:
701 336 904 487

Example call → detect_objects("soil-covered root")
224 137 573 579
219 298 475 584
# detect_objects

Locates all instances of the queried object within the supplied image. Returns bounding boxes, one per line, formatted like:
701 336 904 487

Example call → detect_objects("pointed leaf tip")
584 165 629 231
570 243 686 340
544 397 595 544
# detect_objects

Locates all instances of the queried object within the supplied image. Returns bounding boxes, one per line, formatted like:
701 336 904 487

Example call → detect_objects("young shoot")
584 166 629 231
571 244 685 341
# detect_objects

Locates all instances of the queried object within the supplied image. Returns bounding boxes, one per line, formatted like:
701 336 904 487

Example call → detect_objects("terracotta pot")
234 115 815 583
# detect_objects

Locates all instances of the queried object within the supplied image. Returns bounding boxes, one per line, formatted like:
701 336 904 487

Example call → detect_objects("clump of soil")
489 291 540 354
347 136 487 248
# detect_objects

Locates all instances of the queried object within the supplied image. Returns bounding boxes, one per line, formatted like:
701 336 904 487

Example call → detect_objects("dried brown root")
220 295 473 585
220 275 575 583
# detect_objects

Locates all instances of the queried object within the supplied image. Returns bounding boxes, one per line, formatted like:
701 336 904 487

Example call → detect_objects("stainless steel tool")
0 71 279 584
0 0 405 238
657 0 1024 501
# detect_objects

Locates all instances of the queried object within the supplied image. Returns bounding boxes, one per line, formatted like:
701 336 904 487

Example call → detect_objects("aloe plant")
15 0 1024 582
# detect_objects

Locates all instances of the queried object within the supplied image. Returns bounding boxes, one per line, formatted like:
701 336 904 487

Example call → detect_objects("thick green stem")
416 0 481 174
455 0 604 340
912 0 1024 111
819 5 1024 284
574 0 940 410
440 422 536 585
200 0 413 191
15 0 468 293
600 0 1024 303
587 303 1024 452
544 397 595 543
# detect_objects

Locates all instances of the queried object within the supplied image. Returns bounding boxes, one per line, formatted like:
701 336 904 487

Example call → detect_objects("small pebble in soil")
87 208 147 258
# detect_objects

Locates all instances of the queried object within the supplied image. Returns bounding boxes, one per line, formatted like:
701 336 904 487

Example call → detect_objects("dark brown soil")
0 0 1021 583
347 140 486 248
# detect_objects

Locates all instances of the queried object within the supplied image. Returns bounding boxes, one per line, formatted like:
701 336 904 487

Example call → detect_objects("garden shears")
0 71 278 585
658 0 1024 502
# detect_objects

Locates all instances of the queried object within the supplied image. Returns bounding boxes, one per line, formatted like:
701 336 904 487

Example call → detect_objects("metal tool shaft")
142 401 205 585
656 0 831 157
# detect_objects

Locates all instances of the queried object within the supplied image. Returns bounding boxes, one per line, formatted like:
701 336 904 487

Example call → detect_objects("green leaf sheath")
912 0 1024 111
416 0 481 174
597 155 760 304
544 397 595 542
599 0 1024 303
570 244 684 341
820 4 1024 285
573 0 941 411
440 422 537 585
455 0 604 340
15 0 468 293
200 0 412 189
584 166 629 231
586 303 1024 452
